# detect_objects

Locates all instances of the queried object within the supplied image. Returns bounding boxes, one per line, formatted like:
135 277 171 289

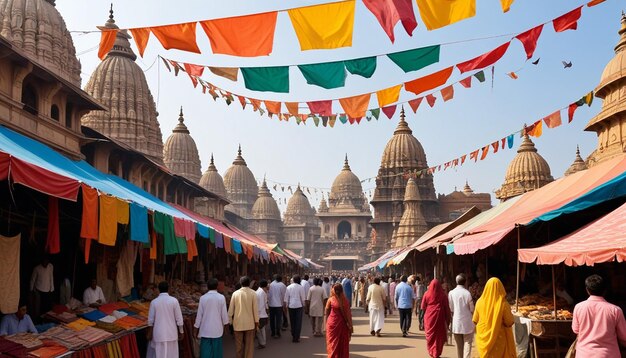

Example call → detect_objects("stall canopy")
518 201 626 266
451 155 626 255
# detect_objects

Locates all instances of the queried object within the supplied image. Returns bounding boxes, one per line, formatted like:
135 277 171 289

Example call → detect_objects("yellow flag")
288 1 356 50
500 0 514 12
416 0 476 30
376 85 402 108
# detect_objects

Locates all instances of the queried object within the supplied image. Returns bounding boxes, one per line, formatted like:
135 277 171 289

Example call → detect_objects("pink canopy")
518 201 626 266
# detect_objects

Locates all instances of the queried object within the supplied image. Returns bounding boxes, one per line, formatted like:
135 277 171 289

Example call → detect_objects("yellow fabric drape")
98 195 118 246
416 0 476 30
288 1 356 50
500 0 514 12
339 93 371 119
376 85 402 108
116 198 129 224
472 278 516 358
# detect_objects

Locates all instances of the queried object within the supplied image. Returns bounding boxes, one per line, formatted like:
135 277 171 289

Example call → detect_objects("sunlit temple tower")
495 134 553 201
82 7 164 163
251 179 283 244
564 146 587 176
223 146 258 230
316 156 372 271
282 186 320 257
163 107 202 184
392 178 428 248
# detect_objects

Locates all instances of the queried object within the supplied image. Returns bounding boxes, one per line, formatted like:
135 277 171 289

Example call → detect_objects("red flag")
307 100 332 116
354 117 362 124
363 0 401 43
501 137 506 149
543 110 562 128
587 0 605 6
469 149 480 162
46 197 60 254
382 105 397 119
460 154 467 165
183 63 205 88
507 72 518 80
568 103 579 123
480 146 489 160
238 96 247 109
440 85 454 102
457 42 511 73
394 0 418 37
459 76 472 88
515 25 543 59
553 7 582 32
408 98 423 113
444 161 451 170
426 94 437 107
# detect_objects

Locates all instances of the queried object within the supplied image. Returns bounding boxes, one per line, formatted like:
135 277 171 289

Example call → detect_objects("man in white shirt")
301 275 311 299
284 275 306 343
30 257 54 320
256 280 269 348
448 274 474 358
147 281 184 358
228 276 259 358
367 277 387 337
83 279 106 307
268 274 286 339
194 278 229 358
306 278 328 337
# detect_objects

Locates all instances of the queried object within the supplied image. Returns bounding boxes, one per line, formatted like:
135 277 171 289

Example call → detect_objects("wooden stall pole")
515 224 520 312
552 265 557 321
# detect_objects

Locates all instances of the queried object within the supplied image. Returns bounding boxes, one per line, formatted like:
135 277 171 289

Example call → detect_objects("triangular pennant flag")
500 0 515 12
264 101 281 115
354 117 362 124
339 114 348 124
582 91 594 106
527 120 543 137
160 57 172 72
469 149 480 162
543 110 562 128
474 71 486 82
313 116 320 127
507 134 515 149
568 103 579 123
98 29 117 60
286 102 299 116
501 137 506 149
322 116 329 127
150 22 201 53
307 100 332 116
408 97 423 113
382 105 397 119
329 115 337 128
553 7 582 32
371 108 381 119
249 98 262 111
459 76 472 88
460 154 467 165
238 96 247 109
426 94 437 107
491 141 500 154
457 42 510 73
480 146 489 160
184 63 205 88
130 28 151 57
515 25 543 59
348 116 355 124
507 72 518 80
440 85 454 102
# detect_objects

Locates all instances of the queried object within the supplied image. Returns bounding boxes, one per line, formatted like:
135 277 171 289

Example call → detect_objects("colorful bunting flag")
408 98 423 113
553 7 582 32
339 93 371 119
527 120 543 137
568 103 579 123
425 94 437 107
241 66 289 93
150 22 201 53
474 71 486 82
208 67 239 81
264 101 281 115
416 0 476 31
457 42 510 73
515 25 543 60
382 105 397 119
344 57 377 78
298 62 347 89
587 0 606 6
307 100 332 116
286 102 299 117
371 108 381 119
440 85 454 102
199 12 278 57
387 45 441 73
405 66 454 95
459 76 472 88
363 0 417 43
491 141 500 153
480 145 489 160
98 29 117 60
543 110 562 128
507 72 518 80
376 85 402 107
500 0 515 13
469 149 479 162
130 28 150 57
288 1 356 50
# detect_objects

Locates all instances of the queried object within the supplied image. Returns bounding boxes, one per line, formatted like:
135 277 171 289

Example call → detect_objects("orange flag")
587 0 605 6
264 101 281 114
376 85 402 107
209 67 239 81
130 28 151 57
440 85 454 102
339 93 371 119
150 22 201 54
469 149 480 162
98 29 117 60
200 12 278 56
543 110 562 128
527 120 543 137
480 145 489 160
285 102 299 116
405 67 454 95
408 97 423 113
80 184 99 240
500 0 515 12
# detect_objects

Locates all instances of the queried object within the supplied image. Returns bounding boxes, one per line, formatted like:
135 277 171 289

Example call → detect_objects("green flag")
474 70 486 83
371 108 381 120
241 66 289 93
344 57 377 78
339 114 348 124
298 61 346 89
387 45 440 73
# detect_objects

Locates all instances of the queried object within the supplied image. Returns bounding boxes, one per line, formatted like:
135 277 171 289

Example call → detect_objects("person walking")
421 279 451 358
341 276 353 308
306 278 328 337
147 281 184 358
572 274 626 357
194 278 229 358
449 274 474 358
325 284 352 358
229 276 259 358
354 278 362 308
472 277 515 358
415 274 426 330
388 277 397 315
255 280 269 349
302 275 311 300
268 275 286 339
380 276 390 315
366 277 386 337
395 275 415 337
284 275 306 343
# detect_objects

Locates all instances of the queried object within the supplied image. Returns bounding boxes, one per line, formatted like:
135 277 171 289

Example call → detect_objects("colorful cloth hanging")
441 85 454 102
405 66 453 95
416 0 476 30
150 22 201 53
344 57 377 78
339 93 371 119
116 198 129 225
130 28 150 57
98 29 117 60
457 42 510 73
200 12 278 56
515 25 543 59
307 100 332 116
553 7 582 32
129 203 149 244
209 67 239 81
264 101 281 114
543 110 562 128
98 195 118 246
376 85 402 107
500 0 515 12
241 66 289 92
408 97 423 113
288 1 356 50
460 76 472 88
298 62 346 89
387 45 440 72
46 197 60 254
363 0 417 43
80 185 99 240
382 105 397 119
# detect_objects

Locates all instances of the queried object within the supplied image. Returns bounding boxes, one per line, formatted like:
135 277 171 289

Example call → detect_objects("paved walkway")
222 308 461 357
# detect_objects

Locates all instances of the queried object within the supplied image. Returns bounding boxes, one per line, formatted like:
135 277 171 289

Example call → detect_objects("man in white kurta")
448 274 474 358
366 277 386 336
306 278 328 337
256 280 269 348
194 278 229 358
147 282 184 358
83 279 106 307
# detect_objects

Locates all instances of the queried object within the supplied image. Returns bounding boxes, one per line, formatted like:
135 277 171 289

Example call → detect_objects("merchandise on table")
512 294 573 320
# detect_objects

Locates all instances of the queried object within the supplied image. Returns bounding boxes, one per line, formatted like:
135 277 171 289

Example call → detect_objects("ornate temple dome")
565 146 588 176
329 155 365 204
223 145 258 217
594 13 626 99
318 196 329 213
0 0 81 86
393 178 428 248
252 179 281 221
496 134 553 201
284 185 315 225
380 108 428 170
163 107 202 183
199 154 227 198
82 8 164 163
462 181 474 195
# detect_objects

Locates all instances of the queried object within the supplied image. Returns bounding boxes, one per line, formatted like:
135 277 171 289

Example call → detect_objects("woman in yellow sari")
472 277 516 357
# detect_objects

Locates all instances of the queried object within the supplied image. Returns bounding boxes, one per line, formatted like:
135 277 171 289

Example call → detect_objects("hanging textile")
241 66 289 93
98 29 117 60
344 57 377 78
507 134 515 149
387 45 440 72
440 85 454 102
370 108 381 119
298 62 346 89
515 25 543 59
80 185 99 240
457 42 510 73
150 229 157 260
460 76 472 88
130 28 150 57
568 103 579 123
363 0 417 42
408 97 423 113
382 105 397 119
405 66 454 95
425 94 437 107
307 100 332 116
474 71 486 82
149 23 201 53
187 238 198 262
285 102 300 116
129 203 149 244
416 0 476 30
527 121 543 137
0 234 20 314
209 67 239 81
199 12 278 56
376 85 402 107
264 101 281 115
196 223 209 239
339 93 371 119
500 0 515 12
480 146 489 160
553 7 582 32
116 241 139 297
116 199 129 225
288 1 356 50
98 195 118 246
543 110 562 128
46 196 60 254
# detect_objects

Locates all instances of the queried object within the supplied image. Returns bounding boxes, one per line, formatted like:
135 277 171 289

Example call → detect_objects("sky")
58 0 624 211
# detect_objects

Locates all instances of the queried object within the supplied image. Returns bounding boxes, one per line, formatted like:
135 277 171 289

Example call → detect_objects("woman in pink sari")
325 283 353 358
421 279 451 358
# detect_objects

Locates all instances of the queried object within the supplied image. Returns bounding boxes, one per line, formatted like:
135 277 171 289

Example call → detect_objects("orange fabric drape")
150 22 201 54
405 67 453 96
425 93 437 107
480 145 489 160
116 198 129 225
98 29 117 60
223 235 232 254
416 0 476 30
376 85 402 108
527 120 543 137
249 99 262 111
285 102 299 116
200 12 278 56
98 195 118 246
552 7 582 33
80 184 99 240
264 101 281 114
129 28 151 57
587 0 605 6
150 229 157 260
339 93 371 119
209 67 239 81
187 238 198 262
441 85 454 102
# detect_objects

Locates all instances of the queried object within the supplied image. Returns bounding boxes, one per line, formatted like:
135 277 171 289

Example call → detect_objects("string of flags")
95 0 539 60
157 2 601 125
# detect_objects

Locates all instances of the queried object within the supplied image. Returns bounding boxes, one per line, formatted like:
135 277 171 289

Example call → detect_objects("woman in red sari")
325 283 353 358
421 279 451 358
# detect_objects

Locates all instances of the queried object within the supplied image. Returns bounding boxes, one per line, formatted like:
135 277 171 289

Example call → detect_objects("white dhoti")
147 340 179 358
369 308 385 332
